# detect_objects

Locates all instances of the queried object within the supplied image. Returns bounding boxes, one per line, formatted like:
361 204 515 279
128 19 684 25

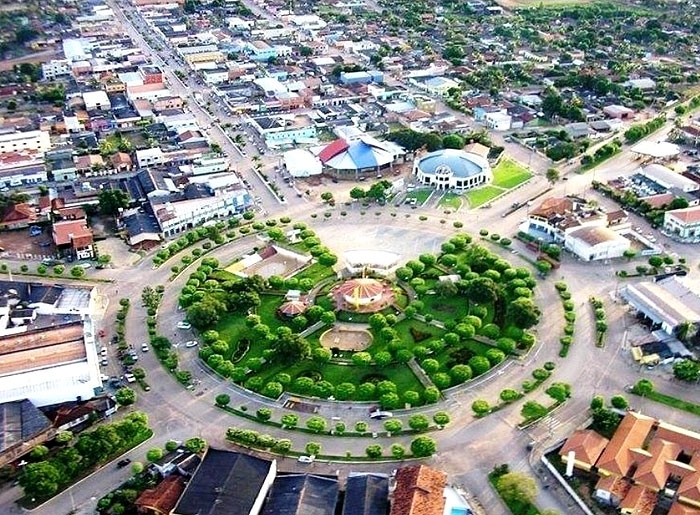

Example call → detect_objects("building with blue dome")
413 148 493 191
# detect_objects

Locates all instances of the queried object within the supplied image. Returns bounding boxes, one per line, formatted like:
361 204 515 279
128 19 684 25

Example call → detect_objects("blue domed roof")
417 149 489 179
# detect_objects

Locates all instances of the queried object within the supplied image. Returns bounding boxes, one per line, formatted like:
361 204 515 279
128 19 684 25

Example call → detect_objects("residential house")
262 474 339 515
52 219 95 260
342 473 389 515
250 115 317 146
74 154 105 175
135 475 187 515
110 152 134 173
0 150 48 188
82 91 111 111
173 448 276 515
484 111 512 131
136 148 166 168
47 149 78 182
0 203 40 230
561 411 700 514
559 429 610 471
390 465 447 515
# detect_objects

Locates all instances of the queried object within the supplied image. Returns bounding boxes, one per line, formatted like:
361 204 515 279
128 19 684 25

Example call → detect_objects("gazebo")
278 300 308 317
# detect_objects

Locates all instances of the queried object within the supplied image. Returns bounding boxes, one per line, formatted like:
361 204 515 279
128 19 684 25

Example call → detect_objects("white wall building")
564 226 631 261
136 148 166 168
42 59 72 81
0 130 51 155
83 90 111 111
484 111 512 131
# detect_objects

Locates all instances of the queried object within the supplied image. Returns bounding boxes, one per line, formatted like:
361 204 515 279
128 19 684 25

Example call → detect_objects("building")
413 148 492 191
561 411 700 514
41 59 72 81
318 137 398 178
0 130 51 155
564 226 631 261
262 474 339 515
484 111 512 131
344 249 401 277
0 399 55 468
173 448 276 515
664 206 700 242
282 148 322 178
52 219 95 260
639 164 699 193
0 281 101 407
249 115 317 146
136 148 166 168
82 91 111 111
390 465 446 515
620 275 700 335
342 473 389 515
135 475 187 515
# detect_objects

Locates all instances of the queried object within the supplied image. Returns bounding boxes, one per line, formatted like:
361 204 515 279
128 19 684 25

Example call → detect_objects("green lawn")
633 389 700 417
292 262 335 283
492 158 533 189
405 188 433 206
438 192 463 210
421 293 470 320
465 186 504 208
256 294 286 329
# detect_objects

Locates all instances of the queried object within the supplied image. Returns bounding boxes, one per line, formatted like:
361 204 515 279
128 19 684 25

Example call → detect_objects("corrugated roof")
342 474 389 515
262 474 338 515
0 399 53 453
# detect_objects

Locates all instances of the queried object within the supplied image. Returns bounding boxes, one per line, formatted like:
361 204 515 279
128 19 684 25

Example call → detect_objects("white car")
124 373 136 383
297 455 315 463
185 340 199 348
177 321 192 330
141 343 149 352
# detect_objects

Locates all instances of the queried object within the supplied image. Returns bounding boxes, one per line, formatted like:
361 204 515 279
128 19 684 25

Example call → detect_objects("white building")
564 226 631 261
639 164 699 193
413 149 492 191
41 59 72 81
82 90 111 111
345 249 401 277
0 130 51 155
664 206 700 242
283 148 322 177
484 111 512 131
0 281 101 407
188 154 230 175
136 148 166 168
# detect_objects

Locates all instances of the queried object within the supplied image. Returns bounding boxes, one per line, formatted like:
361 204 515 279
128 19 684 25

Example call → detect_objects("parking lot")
0 226 58 261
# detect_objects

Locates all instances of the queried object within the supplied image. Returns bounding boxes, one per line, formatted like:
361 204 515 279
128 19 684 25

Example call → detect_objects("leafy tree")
366 444 383 458
19 461 62 500
349 187 366 200
335 382 356 400
384 419 403 433
545 382 571 403
442 133 465 149
450 364 472 383
215 394 230 407
403 390 420 406
421 358 440 374
98 189 129 216
472 399 490 416
610 395 628 409
500 389 521 403
391 443 406 459
590 395 605 410
469 356 491 376
496 472 538 506
305 442 321 456
521 401 547 421
508 297 541 329
262 382 283 398
146 448 164 462
256 408 272 421
673 359 700 382
54 431 73 445
545 168 560 184
184 437 207 453
423 386 440 404
410 436 437 457
633 379 654 396
115 387 136 406
352 352 372 366
408 414 430 432
187 296 227 329
281 414 299 428
433 412 450 426
306 416 327 433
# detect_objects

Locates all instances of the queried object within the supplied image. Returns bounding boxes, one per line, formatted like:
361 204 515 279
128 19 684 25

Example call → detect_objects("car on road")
369 410 393 420
100 358 108 366
185 340 199 348
297 455 315 463
124 373 136 383
177 321 192 330
117 458 131 468
78 262 92 269
29 226 42 236
141 343 149 352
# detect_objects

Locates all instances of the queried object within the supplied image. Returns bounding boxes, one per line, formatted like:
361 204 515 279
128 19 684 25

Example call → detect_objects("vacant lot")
492 159 533 189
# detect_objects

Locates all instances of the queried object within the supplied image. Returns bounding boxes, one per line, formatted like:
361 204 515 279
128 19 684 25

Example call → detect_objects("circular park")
172 221 543 410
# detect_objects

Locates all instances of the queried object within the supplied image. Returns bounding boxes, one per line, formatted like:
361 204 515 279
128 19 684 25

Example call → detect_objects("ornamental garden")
177 223 542 408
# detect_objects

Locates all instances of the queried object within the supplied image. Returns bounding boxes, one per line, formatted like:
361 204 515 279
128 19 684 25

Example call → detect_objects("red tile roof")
596 411 656 477
1 203 37 224
559 429 609 468
52 219 92 246
390 465 446 515
136 475 186 514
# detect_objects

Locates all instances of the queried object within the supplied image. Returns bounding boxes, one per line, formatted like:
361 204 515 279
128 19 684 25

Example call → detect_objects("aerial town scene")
1 0 700 514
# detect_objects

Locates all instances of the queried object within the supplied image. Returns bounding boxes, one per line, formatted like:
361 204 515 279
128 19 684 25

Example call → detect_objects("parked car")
124 373 136 383
78 262 92 269
185 340 198 348
141 343 149 352
29 226 42 236
177 321 192 330
100 358 108 367
297 455 315 463
369 410 393 420
117 458 131 469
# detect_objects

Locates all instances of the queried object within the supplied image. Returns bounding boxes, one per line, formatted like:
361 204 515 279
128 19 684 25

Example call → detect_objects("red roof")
52 219 93 246
318 139 349 164
390 465 446 515
135 476 186 514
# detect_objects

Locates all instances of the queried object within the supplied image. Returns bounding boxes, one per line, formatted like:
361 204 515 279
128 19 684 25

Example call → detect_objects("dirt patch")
0 227 57 261
320 325 373 351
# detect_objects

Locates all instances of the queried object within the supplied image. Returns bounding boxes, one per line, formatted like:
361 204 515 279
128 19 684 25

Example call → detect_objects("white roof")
82 90 110 107
640 164 698 191
136 147 164 159
118 71 144 86
253 77 287 94
312 57 336 66
345 249 401 269
631 141 680 158
283 148 322 177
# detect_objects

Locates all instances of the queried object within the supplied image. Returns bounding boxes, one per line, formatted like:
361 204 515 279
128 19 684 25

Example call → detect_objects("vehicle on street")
124 373 136 383
100 358 108 366
369 410 393 420
185 340 199 348
141 343 149 352
100 348 108 356
30 226 42 236
78 262 92 269
177 321 192 330
117 458 131 468
297 455 315 463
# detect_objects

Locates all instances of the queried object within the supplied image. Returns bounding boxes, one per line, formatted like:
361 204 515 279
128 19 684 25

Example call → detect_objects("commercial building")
564 226 631 262
0 130 51 155
0 281 101 408
664 205 700 242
